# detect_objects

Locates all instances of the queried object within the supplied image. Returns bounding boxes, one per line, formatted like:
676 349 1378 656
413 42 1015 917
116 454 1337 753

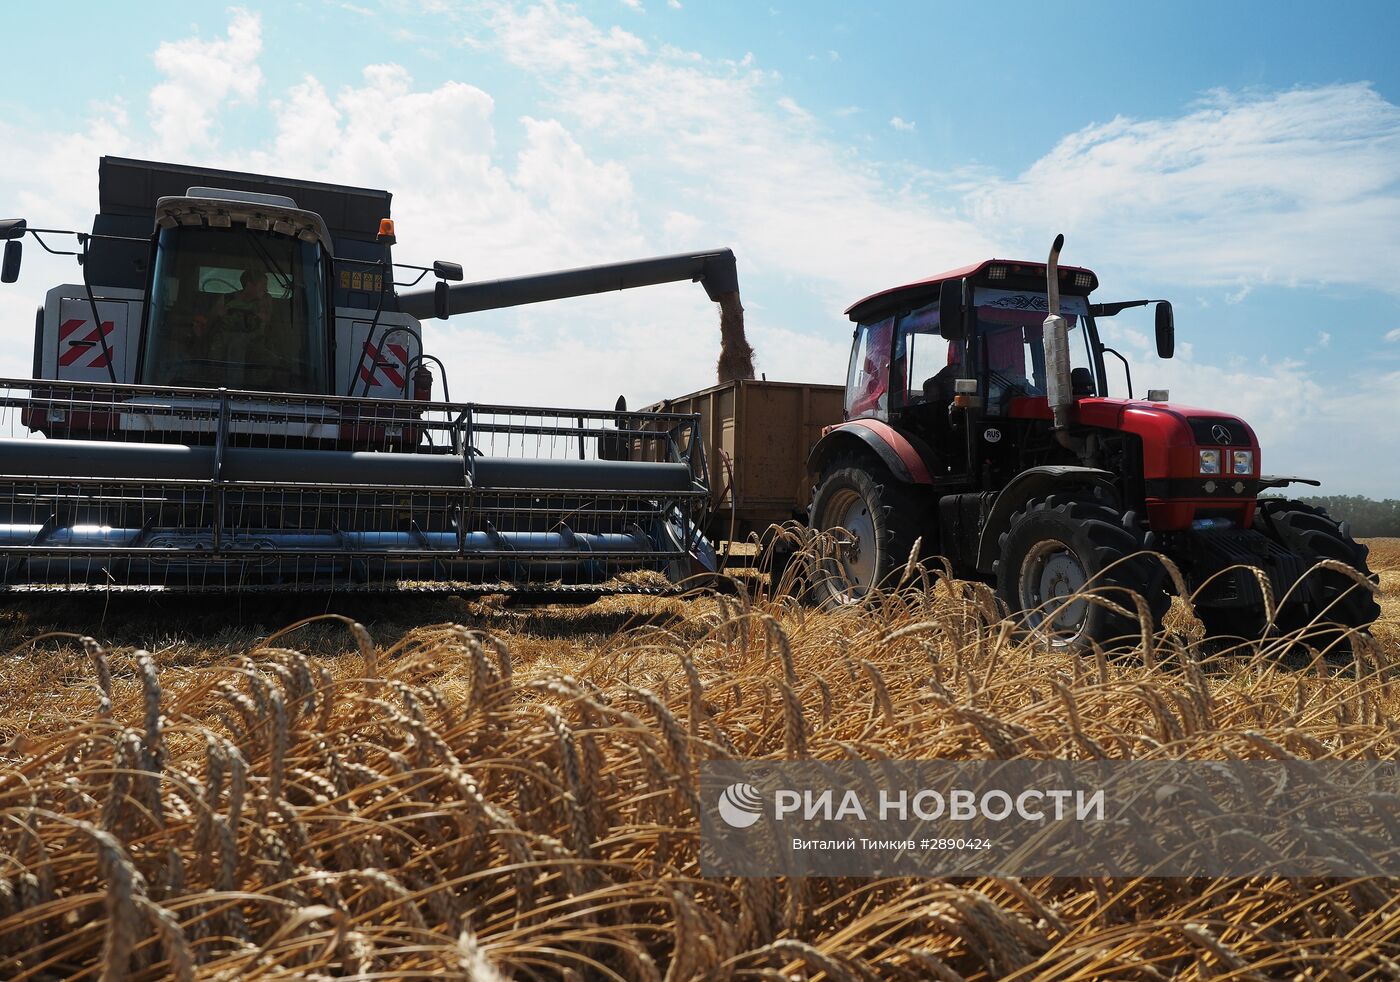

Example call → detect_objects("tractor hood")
1077 397 1257 450
1009 395 1260 482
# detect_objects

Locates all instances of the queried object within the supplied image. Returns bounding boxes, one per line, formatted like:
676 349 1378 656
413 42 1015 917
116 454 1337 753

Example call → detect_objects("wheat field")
0 539 1395 980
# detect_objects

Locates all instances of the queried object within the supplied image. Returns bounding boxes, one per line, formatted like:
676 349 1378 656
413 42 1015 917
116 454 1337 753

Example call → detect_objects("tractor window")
141 226 329 394
974 288 1094 415
894 301 957 407
845 315 894 420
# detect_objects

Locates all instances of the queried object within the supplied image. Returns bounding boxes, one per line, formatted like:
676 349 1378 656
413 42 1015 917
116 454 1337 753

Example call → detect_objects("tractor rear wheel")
996 495 1168 652
1253 499 1380 657
808 457 929 607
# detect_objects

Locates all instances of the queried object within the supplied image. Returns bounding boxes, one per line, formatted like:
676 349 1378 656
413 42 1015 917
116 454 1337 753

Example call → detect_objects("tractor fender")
808 419 934 486
974 465 1118 573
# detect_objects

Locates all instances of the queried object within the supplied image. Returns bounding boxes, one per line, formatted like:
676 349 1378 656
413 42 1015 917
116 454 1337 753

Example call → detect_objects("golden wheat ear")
0 556 1393 977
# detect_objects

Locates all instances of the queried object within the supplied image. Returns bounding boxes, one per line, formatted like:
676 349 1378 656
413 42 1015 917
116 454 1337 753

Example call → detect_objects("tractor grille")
1189 417 1249 447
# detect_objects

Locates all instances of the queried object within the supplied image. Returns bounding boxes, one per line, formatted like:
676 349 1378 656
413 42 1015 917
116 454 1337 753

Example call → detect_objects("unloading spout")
397 249 755 384
398 249 740 317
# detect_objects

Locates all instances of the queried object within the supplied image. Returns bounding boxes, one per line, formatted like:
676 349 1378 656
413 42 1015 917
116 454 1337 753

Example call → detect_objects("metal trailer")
647 379 844 550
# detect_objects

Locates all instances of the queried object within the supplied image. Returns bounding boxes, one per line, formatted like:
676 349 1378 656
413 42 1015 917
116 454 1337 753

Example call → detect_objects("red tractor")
806 236 1379 654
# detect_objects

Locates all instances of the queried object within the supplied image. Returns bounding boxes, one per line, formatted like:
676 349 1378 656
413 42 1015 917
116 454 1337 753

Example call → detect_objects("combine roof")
88 157 396 296
845 257 1099 322
98 156 391 246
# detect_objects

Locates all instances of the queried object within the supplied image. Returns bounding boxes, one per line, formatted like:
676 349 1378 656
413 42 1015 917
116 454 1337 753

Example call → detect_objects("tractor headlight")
1199 449 1221 475
1232 450 1253 475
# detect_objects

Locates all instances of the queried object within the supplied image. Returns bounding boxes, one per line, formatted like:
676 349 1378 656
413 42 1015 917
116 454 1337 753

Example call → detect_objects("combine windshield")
973 287 1095 413
141 226 329 393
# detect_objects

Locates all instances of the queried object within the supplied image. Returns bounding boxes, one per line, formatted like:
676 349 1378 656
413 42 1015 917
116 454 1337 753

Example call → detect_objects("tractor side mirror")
938 279 965 340
433 260 464 282
0 219 26 240
1155 301 1175 359
0 240 20 284
434 280 450 320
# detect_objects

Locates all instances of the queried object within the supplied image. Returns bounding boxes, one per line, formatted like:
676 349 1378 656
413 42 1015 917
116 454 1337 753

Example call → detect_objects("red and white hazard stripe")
359 341 409 389
57 318 116 369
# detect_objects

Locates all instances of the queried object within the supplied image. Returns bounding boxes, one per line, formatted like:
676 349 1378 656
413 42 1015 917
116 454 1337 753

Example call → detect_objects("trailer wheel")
809 458 929 607
1253 499 1379 657
996 495 1168 652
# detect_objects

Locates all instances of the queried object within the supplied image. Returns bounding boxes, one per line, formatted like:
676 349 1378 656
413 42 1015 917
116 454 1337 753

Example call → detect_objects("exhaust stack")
1043 233 1073 432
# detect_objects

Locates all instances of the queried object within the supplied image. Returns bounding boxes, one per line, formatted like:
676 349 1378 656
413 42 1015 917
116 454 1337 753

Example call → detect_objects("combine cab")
0 157 726 595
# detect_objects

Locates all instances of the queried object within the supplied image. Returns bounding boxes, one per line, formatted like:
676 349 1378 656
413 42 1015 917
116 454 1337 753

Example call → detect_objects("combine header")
0 157 727 595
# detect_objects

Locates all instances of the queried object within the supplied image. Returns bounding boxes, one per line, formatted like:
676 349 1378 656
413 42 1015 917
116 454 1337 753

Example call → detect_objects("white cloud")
620 0 643 10
491 2 645 74
245 62 656 293
889 116 915 131
1385 328 1400 342
1224 281 1252 305
969 84 1400 295
148 7 263 155
776 96 813 121
487 0 996 314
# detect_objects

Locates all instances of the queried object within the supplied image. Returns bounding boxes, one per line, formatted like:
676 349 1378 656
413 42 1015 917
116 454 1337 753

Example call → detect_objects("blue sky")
2 1 1399 495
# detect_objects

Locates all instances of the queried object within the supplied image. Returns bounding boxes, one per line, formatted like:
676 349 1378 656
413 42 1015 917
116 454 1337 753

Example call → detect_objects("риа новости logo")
717 783 764 828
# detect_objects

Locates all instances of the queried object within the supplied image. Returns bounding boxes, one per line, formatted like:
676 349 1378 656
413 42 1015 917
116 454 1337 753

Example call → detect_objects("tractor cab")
847 280 1100 418
841 259 1108 482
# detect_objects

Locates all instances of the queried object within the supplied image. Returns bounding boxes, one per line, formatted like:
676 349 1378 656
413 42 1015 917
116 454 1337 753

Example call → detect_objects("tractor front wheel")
996 495 1168 652
1253 499 1380 657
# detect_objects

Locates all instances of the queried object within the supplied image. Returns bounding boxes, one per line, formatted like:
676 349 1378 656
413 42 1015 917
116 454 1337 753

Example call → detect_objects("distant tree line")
1262 495 1400 537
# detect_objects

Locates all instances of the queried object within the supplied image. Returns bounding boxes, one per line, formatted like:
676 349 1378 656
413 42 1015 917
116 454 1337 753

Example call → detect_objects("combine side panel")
41 285 144 384
333 309 423 399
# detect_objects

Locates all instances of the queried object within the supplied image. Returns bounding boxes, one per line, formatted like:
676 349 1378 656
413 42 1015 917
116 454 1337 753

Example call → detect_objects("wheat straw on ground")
0 538 1394 979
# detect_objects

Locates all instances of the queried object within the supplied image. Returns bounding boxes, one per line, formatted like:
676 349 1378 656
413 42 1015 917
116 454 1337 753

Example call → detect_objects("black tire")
996 495 1169 652
1196 606 1270 649
1253 499 1380 656
808 456 932 607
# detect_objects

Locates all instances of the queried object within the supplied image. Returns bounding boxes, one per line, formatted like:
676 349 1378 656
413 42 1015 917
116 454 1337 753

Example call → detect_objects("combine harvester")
0 157 730 597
